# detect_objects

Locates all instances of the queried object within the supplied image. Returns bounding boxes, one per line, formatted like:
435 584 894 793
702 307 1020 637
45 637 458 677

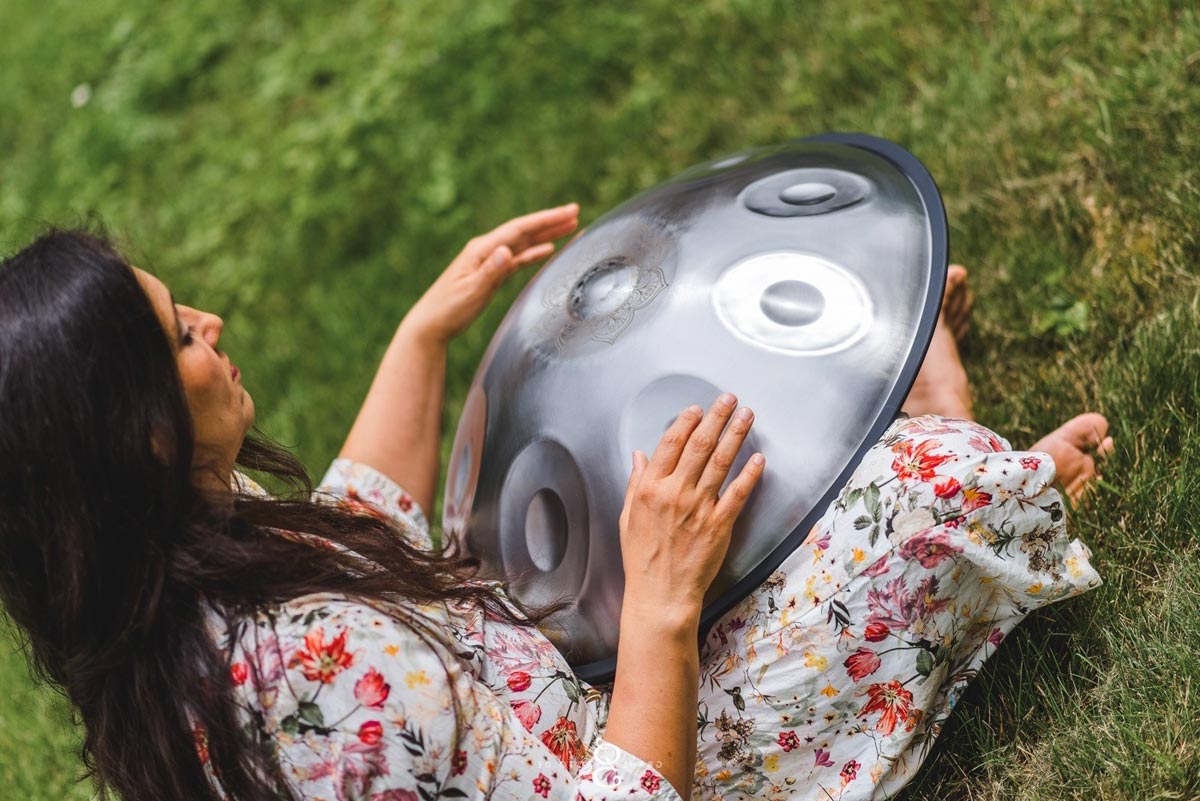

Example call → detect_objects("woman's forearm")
603 601 701 800
336 316 447 515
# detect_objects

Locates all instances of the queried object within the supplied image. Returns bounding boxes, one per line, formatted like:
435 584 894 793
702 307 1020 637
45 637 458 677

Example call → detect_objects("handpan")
442 133 947 682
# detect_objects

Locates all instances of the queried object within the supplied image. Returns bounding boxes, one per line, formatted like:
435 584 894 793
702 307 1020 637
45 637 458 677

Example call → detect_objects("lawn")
0 1 1198 798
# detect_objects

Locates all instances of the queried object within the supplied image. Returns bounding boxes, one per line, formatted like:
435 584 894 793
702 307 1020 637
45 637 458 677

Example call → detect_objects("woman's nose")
202 312 224 347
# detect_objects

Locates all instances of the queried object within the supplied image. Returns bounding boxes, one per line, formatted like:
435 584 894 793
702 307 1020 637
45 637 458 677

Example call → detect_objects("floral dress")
206 414 1099 801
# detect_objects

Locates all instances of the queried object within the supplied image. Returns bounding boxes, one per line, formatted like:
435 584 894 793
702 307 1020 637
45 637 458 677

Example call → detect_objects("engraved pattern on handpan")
533 219 674 355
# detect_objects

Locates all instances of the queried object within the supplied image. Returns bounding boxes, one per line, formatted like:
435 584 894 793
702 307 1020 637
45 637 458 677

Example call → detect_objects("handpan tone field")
442 133 948 682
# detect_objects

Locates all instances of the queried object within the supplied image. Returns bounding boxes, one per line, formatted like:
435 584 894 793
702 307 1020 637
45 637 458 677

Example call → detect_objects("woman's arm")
336 318 447 516
604 396 765 799
336 204 579 515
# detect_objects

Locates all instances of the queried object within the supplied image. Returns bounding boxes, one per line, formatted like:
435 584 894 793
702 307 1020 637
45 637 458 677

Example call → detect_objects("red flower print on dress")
961 486 993 512
540 717 584 770
398 494 414 512
354 667 391 708
862 554 891 577
294 626 355 683
967 433 1004 453
857 680 914 735
507 670 532 692
370 791 419 801
864 621 890 642
844 648 882 682
641 770 662 792
988 627 1004 647
891 438 951 481
814 747 834 767
357 720 383 745
512 699 542 731
193 722 210 765
905 706 924 732
532 773 552 798
450 749 468 777
866 575 951 631
934 477 962 499
340 489 392 523
898 530 963 568
840 759 860 784
1020 456 1041 470
777 730 800 752
229 661 249 686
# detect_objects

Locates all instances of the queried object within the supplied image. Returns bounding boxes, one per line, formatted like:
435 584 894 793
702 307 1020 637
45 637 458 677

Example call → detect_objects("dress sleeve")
314 458 433 550
232 596 680 801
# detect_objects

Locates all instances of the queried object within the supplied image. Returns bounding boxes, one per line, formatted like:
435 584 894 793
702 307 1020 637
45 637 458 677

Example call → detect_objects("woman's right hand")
618 393 765 623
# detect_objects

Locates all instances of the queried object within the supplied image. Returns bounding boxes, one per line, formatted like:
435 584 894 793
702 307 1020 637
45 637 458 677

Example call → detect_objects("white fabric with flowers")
206 414 1099 800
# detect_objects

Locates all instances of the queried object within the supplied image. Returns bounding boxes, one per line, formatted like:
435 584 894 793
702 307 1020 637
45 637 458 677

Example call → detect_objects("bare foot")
1031 413 1115 503
902 265 973 419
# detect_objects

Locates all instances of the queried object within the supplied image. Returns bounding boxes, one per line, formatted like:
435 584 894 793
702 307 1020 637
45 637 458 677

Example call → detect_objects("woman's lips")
231 363 239 381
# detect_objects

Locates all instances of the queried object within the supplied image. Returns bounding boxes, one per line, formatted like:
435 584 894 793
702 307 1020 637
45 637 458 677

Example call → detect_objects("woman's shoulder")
312 459 432 548
220 592 460 652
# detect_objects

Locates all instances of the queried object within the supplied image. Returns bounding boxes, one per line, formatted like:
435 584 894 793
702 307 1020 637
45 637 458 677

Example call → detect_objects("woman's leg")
689 267 1108 800
902 265 1113 502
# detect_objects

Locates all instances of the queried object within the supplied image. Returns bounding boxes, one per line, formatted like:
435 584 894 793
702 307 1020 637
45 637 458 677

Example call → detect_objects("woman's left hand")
405 203 580 346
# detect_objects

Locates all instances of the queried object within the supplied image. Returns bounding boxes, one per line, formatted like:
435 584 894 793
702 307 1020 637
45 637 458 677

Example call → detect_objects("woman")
0 206 1110 801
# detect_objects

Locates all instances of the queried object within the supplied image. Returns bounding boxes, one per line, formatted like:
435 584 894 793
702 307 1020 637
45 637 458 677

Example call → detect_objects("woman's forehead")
131 266 175 337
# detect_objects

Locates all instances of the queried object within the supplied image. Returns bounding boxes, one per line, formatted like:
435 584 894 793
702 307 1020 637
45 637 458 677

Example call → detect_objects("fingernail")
752 453 765 465
717 392 736 407
737 407 753 421
687 404 703 415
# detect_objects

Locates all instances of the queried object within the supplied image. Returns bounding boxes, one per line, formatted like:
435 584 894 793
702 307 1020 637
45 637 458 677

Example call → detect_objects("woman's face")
133 267 255 488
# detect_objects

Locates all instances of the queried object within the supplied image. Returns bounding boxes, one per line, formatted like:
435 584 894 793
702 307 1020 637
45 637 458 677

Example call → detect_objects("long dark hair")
0 224 539 800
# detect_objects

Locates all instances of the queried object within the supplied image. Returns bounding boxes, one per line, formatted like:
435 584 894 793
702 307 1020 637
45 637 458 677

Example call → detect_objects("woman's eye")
182 327 193 345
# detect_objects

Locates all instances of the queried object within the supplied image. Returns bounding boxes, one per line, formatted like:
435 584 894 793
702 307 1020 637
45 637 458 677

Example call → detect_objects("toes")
1065 455 1097 501
1060 412 1110 449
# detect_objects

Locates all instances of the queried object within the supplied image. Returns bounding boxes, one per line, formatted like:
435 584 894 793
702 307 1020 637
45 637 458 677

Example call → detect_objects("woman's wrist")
620 592 702 638
396 312 451 352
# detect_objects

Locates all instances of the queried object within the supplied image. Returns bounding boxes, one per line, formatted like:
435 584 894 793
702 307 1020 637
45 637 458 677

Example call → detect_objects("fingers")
513 242 555 266
646 404 704 479
484 241 559 285
1098 436 1114 458
675 393 740 486
696 404 755 496
470 203 579 261
714 452 765 523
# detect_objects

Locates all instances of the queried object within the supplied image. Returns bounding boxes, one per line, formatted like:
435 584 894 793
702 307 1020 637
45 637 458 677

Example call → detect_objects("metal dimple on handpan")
759 280 826 327
742 168 871 218
779 182 836 206
713 251 873 355
568 258 640 322
533 219 677 357
525 488 569 573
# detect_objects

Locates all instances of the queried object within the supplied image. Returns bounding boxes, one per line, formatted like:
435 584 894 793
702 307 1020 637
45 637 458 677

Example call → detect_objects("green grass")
1 0 1198 798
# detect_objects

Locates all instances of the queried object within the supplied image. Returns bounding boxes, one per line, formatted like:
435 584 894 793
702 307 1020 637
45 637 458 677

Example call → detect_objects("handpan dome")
442 133 947 682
